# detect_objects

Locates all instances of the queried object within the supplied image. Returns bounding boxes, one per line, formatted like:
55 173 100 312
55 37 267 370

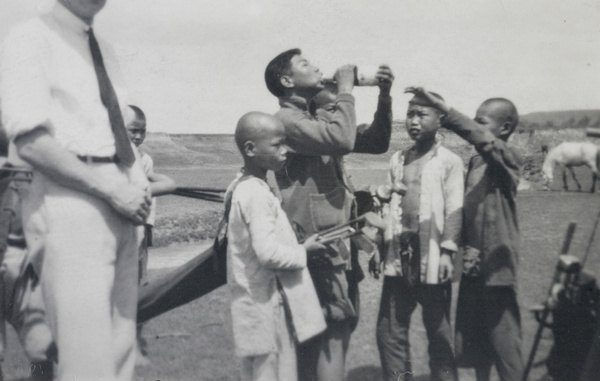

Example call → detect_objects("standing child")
125 105 176 365
227 112 326 381
406 87 524 381
375 92 464 381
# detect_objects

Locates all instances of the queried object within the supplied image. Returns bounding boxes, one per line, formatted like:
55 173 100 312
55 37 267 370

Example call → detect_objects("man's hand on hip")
106 183 151 225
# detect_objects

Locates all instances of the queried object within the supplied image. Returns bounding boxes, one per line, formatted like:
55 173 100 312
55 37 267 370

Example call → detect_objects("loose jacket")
382 143 464 284
443 108 522 287
226 176 325 357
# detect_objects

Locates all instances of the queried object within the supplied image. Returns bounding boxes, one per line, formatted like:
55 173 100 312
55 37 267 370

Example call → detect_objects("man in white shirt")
1 1 150 380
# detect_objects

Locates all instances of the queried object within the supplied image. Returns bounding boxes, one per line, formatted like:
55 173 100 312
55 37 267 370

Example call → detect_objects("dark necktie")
87 28 134 167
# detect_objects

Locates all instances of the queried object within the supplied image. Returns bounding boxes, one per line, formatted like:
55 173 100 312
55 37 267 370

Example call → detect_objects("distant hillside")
519 110 600 131
395 110 600 133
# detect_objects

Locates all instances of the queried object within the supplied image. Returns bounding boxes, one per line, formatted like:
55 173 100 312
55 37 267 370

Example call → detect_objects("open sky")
1 0 600 134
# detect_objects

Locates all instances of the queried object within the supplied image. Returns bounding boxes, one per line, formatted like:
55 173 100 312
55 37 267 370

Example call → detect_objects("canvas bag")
136 180 238 323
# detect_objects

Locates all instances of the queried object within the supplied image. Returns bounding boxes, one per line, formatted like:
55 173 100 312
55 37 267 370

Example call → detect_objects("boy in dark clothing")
405 87 524 381
264 48 394 381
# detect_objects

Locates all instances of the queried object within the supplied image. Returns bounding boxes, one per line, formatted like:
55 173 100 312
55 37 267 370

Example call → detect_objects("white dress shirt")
0 2 128 157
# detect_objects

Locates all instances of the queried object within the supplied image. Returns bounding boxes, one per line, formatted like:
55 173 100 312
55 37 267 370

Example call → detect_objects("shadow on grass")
346 365 430 381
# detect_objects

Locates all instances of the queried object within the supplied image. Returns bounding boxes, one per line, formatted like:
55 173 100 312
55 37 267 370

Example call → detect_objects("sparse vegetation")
518 110 600 132
153 208 222 247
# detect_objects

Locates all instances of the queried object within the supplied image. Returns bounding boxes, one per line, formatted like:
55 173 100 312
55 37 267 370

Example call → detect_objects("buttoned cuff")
440 240 458 254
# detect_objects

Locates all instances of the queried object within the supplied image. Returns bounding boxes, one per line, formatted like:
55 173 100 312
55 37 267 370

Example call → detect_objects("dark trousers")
376 276 457 381
455 278 523 381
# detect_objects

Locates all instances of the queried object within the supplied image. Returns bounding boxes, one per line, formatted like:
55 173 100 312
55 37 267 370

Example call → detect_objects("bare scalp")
234 112 283 153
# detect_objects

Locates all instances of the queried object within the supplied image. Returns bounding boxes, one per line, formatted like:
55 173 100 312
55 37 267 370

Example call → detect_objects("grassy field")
2 131 600 380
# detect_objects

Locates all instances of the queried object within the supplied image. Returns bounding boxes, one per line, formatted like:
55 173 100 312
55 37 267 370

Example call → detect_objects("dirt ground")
2 188 599 381
2 132 600 380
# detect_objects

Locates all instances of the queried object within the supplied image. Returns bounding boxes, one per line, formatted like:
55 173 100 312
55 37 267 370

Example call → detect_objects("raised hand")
376 65 395 95
404 86 450 113
334 64 357 95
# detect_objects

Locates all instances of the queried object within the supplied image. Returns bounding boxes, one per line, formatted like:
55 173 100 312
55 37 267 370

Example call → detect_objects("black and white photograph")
1 1 600 380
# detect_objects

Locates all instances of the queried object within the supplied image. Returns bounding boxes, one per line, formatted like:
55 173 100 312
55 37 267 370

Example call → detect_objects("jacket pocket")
309 187 353 233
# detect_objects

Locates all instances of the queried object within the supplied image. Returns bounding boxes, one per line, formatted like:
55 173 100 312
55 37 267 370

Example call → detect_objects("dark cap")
408 92 444 108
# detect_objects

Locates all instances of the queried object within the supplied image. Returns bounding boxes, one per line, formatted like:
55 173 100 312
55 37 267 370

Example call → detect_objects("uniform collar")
279 95 310 112
51 1 92 36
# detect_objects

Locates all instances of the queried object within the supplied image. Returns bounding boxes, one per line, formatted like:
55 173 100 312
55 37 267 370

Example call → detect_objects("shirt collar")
51 1 92 36
278 95 310 112
407 139 442 161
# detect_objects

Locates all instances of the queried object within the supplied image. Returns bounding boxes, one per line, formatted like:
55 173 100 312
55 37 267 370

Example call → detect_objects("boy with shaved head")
125 105 176 365
227 112 325 381
406 88 524 381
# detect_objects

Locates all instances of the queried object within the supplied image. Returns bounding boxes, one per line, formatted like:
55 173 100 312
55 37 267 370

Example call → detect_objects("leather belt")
7 236 27 249
77 155 118 164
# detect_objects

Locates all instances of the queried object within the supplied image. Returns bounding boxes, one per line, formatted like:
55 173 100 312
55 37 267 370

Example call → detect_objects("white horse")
541 142 599 192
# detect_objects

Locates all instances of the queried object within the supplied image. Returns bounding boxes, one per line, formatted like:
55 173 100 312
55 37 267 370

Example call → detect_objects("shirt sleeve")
0 23 54 140
440 153 464 252
282 94 357 156
238 182 307 270
443 108 521 191
353 95 392 154
140 152 154 176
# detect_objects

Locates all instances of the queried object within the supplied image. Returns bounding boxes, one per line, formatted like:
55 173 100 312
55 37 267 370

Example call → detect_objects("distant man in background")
125 104 176 365
1 1 150 380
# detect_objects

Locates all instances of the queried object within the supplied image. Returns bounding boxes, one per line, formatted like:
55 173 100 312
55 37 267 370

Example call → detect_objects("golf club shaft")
582 209 600 266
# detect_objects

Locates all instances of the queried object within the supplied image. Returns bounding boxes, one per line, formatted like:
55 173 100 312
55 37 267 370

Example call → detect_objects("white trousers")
241 299 297 381
24 164 141 381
